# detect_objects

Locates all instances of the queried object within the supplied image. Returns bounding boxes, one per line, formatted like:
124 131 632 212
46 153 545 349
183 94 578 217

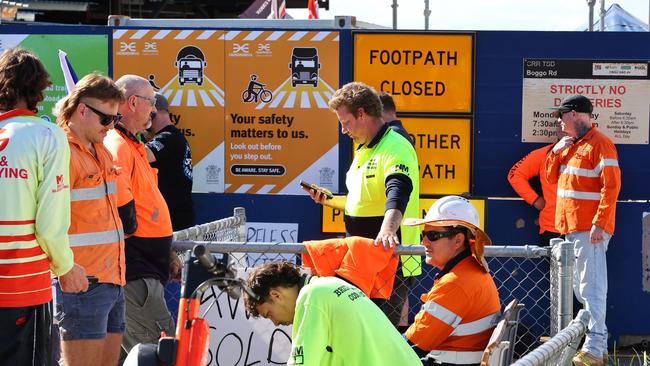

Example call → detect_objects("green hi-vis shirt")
289 276 423 366
345 127 421 276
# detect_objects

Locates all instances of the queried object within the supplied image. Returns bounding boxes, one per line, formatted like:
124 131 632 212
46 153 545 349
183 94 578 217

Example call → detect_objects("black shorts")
0 303 51 366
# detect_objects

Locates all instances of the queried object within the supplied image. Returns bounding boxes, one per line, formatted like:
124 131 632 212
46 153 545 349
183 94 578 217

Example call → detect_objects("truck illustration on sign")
175 45 207 86
289 47 320 87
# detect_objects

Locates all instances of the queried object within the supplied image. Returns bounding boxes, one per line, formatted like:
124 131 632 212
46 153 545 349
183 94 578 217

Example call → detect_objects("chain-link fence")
168 207 576 360
512 310 590 366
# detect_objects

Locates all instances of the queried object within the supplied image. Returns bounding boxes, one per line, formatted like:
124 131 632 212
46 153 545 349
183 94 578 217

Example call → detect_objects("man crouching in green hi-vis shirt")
244 261 423 366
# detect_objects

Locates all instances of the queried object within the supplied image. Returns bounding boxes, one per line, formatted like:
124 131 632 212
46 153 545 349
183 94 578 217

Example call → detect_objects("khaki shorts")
121 278 175 353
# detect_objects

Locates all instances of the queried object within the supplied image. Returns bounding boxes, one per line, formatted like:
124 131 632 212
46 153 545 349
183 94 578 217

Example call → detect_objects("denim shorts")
53 281 125 340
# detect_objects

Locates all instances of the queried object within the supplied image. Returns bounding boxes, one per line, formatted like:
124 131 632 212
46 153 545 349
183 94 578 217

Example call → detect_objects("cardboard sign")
353 33 474 113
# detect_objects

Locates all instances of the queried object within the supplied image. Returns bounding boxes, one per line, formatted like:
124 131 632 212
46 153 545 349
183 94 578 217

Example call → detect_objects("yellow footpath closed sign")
403 118 471 195
353 33 474 113
322 196 486 233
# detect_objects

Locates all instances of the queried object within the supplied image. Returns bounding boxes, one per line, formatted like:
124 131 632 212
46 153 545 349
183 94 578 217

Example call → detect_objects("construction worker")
379 91 413 145
545 95 620 366
0 48 88 365
104 75 181 358
507 124 565 246
305 81 420 328
144 92 195 231
53 73 126 366
244 261 423 366
403 196 501 366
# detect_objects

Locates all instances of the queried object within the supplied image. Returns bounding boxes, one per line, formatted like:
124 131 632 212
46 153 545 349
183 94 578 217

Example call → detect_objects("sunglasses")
420 230 458 242
134 94 156 107
84 103 122 126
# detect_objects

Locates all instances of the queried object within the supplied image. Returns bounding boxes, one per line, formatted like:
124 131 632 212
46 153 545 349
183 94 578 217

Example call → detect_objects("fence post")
555 238 575 334
234 207 247 242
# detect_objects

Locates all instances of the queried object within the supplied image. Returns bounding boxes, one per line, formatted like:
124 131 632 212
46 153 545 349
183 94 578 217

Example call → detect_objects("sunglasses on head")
420 230 458 242
84 103 122 126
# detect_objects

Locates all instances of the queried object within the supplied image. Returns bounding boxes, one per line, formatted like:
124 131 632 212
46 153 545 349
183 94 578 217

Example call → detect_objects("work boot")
572 351 604 366
602 353 609 365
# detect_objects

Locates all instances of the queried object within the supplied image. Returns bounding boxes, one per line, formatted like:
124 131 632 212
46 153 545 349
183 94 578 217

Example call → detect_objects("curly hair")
0 48 51 113
327 81 382 118
244 261 301 317
54 73 125 126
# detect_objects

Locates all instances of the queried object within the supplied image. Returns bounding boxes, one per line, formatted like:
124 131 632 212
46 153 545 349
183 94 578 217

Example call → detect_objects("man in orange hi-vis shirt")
402 196 501 366
546 95 620 366
508 127 565 246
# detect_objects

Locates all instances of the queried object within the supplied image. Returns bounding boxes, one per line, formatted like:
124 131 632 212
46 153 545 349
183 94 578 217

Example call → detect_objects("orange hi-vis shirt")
0 110 74 307
545 127 621 235
508 144 559 234
65 127 125 285
406 253 501 358
104 125 172 238
301 236 399 300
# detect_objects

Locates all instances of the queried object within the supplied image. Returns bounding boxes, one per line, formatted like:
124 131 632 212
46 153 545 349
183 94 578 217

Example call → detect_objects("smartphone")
299 180 333 199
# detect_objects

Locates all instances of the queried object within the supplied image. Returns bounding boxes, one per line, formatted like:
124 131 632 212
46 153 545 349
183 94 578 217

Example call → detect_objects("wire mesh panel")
511 310 589 366
165 207 247 319
170 239 557 359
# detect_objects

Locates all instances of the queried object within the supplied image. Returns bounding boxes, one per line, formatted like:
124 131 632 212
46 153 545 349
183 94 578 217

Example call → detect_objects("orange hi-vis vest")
508 144 559 234
301 236 399 300
65 127 125 285
545 127 621 235
406 254 501 363
104 126 172 238
0 110 74 307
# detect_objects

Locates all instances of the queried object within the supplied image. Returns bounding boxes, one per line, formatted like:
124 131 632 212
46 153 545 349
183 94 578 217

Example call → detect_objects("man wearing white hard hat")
403 196 501 366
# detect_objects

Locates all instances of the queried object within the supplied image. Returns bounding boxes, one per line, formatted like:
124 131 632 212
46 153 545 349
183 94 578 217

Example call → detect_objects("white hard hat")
403 195 491 272
403 196 481 230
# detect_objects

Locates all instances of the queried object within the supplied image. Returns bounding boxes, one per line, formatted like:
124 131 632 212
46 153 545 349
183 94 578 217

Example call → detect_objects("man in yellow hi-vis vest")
303 81 420 328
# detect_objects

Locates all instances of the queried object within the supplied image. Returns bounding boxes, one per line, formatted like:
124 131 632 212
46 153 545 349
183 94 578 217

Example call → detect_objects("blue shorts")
53 282 125 340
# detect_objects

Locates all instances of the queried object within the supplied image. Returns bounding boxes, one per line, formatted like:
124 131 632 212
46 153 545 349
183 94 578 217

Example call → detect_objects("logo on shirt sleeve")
290 346 304 365
51 174 69 192
392 163 410 174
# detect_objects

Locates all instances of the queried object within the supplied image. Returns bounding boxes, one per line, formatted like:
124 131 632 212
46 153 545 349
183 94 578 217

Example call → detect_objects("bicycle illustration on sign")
241 74 273 103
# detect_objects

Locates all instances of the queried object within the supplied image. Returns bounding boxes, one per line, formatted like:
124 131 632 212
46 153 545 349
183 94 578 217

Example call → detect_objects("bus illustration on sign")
289 47 320 87
175 45 207 86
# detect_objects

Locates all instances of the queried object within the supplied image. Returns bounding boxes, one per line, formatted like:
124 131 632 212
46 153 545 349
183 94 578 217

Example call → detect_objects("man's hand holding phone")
300 180 333 205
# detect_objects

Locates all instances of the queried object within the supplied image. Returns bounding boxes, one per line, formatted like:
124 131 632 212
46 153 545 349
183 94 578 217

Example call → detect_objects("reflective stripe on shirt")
69 228 124 247
70 181 116 202
422 301 462 328
450 312 500 336
559 158 619 178
557 188 601 200
426 350 484 364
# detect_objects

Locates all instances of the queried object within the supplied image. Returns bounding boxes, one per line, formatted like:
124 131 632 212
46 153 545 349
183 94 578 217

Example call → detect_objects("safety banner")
322 196 486 233
402 117 471 195
224 30 340 194
112 29 226 192
0 34 109 122
353 33 474 114
522 59 650 144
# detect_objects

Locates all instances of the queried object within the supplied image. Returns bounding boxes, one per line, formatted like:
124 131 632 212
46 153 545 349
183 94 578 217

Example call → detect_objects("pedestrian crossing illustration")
159 76 225 108
255 77 336 110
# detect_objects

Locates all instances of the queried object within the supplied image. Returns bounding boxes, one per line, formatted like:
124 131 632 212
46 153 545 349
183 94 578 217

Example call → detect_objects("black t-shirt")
146 125 195 230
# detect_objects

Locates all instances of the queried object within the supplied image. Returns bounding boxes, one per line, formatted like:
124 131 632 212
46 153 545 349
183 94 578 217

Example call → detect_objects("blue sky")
287 0 648 30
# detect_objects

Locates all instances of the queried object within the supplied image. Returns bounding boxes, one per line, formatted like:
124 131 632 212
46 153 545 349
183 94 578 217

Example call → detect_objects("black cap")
551 94 593 115
154 92 169 111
